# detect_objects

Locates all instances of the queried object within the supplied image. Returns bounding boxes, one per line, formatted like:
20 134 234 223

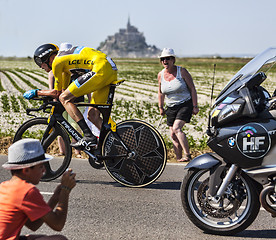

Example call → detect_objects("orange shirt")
0 178 51 240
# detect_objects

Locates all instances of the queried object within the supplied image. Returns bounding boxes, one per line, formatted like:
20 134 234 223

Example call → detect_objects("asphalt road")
0 155 276 240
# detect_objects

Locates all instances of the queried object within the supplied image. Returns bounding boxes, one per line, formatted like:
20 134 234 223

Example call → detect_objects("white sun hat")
59 42 73 51
158 48 176 58
2 139 53 170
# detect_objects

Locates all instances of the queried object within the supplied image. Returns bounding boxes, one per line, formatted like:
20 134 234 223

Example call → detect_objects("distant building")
98 18 160 58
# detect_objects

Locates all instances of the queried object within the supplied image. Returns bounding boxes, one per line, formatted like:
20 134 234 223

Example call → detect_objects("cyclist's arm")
62 72 71 90
52 60 66 92
37 89 61 99
48 70 55 89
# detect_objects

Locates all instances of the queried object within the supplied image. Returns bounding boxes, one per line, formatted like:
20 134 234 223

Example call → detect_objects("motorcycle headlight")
218 104 242 123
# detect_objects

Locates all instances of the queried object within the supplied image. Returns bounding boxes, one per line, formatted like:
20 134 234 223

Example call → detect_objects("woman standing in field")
157 48 199 162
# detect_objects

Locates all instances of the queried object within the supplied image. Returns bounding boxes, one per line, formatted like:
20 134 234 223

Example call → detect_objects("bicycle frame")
17 79 167 186
32 80 132 162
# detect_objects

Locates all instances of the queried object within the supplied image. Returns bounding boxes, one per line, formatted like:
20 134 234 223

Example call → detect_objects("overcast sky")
1 0 276 57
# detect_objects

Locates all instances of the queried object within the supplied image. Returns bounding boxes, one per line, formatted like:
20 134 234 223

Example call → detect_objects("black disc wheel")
102 119 167 187
13 117 72 181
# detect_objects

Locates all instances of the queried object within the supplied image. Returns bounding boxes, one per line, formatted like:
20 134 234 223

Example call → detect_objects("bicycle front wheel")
13 117 72 181
102 119 167 187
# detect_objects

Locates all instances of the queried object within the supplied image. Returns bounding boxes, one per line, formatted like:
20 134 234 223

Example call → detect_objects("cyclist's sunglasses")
34 56 50 67
34 57 43 67
160 57 172 61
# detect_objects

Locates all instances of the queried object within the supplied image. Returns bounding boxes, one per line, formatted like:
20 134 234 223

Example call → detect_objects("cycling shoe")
71 136 97 151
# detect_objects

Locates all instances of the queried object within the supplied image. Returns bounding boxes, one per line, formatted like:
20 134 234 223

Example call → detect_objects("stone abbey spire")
127 15 131 30
98 18 160 58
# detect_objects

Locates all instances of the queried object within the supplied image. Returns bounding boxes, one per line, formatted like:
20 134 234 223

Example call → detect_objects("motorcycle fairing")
185 153 228 197
210 72 268 127
243 165 276 185
215 47 276 105
208 120 276 168
185 153 221 170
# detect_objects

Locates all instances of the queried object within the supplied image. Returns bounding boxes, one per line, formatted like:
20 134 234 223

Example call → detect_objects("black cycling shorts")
165 99 193 126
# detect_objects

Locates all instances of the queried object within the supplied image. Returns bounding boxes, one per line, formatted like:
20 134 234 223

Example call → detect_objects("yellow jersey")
52 46 117 102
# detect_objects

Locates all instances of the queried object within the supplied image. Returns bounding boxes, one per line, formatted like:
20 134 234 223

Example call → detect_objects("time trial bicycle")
13 80 167 187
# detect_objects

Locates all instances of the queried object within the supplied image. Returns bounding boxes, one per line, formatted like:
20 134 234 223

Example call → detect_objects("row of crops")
0 57 261 154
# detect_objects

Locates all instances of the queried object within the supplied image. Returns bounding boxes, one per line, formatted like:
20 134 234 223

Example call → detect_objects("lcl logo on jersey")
236 123 271 159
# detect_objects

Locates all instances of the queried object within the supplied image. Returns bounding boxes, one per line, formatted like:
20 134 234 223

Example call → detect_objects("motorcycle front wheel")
180 168 260 235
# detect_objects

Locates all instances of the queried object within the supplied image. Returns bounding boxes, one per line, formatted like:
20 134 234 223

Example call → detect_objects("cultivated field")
1 57 275 160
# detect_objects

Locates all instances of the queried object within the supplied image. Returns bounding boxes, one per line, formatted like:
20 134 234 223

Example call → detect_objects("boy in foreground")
0 138 76 240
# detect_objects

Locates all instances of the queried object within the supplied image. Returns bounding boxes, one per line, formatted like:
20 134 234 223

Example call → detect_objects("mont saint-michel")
98 19 160 58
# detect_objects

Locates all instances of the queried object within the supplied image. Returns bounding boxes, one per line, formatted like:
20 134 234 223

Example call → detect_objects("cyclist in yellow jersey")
23 43 118 150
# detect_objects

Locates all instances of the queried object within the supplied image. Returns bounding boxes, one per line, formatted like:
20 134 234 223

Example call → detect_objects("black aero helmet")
34 43 59 67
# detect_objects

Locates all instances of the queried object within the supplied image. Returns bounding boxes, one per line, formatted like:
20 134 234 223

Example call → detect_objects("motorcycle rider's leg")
172 119 190 159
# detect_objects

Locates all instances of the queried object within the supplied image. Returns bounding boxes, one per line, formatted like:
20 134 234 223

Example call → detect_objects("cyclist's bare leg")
59 90 97 149
87 107 102 130
59 90 84 122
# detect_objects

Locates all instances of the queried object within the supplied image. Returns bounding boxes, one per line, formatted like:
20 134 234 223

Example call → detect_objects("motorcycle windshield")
215 47 276 105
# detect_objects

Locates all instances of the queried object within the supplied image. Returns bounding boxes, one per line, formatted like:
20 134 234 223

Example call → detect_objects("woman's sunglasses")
160 57 171 61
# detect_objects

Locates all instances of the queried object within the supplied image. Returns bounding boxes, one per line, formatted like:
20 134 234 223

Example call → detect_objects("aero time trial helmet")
34 43 59 67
